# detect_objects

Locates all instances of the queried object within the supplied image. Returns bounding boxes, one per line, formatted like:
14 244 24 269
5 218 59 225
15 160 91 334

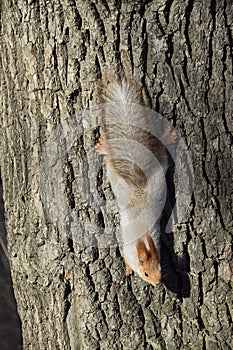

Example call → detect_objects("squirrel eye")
144 272 149 277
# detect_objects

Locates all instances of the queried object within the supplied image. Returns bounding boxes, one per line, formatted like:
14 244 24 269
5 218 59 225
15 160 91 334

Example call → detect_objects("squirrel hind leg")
160 126 177 145
95 138 110 156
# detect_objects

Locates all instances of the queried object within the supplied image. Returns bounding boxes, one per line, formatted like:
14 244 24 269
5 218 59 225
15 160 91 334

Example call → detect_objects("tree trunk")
0 1 232 349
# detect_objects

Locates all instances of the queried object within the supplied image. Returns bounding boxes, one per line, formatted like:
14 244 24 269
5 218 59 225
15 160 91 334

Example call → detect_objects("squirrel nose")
153 280 161 286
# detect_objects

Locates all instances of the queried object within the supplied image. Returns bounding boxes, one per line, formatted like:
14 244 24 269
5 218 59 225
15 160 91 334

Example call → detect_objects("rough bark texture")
0 0 232 350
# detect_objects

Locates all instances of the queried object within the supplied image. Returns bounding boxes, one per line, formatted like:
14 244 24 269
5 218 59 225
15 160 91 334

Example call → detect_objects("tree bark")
0 1 232 349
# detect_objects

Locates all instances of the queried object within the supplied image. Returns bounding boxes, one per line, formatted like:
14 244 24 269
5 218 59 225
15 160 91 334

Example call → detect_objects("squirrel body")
95 75 176 286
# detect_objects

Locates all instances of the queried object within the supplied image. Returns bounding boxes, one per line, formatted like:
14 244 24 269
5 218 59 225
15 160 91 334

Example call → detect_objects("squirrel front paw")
95 138 109 156
125 263 133 277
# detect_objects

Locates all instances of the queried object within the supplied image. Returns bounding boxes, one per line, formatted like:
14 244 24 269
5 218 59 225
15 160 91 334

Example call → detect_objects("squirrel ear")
137 239 149 265
146 235 159 262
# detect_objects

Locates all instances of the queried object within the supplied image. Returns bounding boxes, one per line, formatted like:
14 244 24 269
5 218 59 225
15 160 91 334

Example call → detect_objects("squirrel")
95 74 177 286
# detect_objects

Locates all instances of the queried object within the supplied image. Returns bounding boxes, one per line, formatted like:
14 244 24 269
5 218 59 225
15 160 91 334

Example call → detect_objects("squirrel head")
136 235 162 286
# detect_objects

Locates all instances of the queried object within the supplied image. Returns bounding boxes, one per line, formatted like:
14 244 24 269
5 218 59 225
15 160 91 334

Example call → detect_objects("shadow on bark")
160 163 191 298
0 179 22 350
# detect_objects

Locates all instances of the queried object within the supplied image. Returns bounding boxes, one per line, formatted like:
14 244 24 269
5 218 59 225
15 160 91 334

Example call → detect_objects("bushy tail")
96 75 167 189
